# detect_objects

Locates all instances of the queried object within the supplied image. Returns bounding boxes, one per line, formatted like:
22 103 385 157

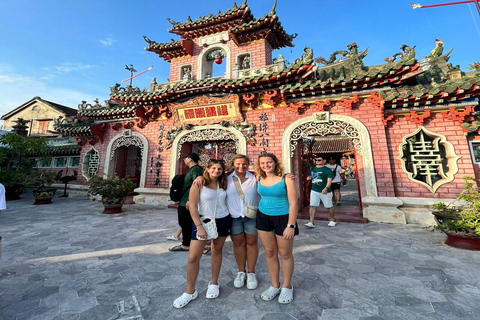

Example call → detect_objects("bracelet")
195 224 202 227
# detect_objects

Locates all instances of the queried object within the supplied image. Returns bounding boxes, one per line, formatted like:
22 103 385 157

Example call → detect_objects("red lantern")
215 57 223 64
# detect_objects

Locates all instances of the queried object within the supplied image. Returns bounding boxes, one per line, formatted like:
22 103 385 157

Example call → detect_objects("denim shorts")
231 216 258 236
192 215 232 240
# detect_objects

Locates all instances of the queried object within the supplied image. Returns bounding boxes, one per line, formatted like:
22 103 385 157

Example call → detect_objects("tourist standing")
305 154 336 227
169 153 203 252
226 154 260 290
173 159 232 308
326 156 346 206
256 153 298 304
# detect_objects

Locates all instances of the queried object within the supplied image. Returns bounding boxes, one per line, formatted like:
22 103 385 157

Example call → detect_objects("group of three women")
173 153 299 308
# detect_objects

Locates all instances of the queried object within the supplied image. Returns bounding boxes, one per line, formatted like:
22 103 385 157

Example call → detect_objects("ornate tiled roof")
53 120 92 136
143 37 194 62
110 50 314 105
230 11 296 49
280 45 417 98
78 104 136 119
167 1 253 37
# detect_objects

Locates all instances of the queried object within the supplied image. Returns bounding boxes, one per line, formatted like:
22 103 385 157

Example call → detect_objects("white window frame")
37 158 52 168
68 156 81 168
52 157 68 168
469 140 480 164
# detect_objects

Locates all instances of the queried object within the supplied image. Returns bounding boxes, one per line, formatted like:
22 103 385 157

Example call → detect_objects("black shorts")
331 183 341 191
256 210 299 237
192 215 232 240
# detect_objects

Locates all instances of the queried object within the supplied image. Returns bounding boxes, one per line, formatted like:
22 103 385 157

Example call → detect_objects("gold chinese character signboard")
170 94 243 125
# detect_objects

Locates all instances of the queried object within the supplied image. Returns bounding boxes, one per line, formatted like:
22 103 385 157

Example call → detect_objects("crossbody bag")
233 176 258 219
199 182 219 240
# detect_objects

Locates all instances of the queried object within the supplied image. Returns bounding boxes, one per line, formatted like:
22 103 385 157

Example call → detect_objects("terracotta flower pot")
445 233 480 251
33 188 57 205
102 196 126 214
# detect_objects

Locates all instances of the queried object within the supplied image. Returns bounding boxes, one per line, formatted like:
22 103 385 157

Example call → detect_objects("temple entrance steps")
298 205 368 224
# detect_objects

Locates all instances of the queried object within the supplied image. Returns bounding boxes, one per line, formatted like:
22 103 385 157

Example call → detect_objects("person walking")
326 156 346 206
256 153 298 304
227 154 260 290
169 153 203 252
305 154 336 228
173 159 232 308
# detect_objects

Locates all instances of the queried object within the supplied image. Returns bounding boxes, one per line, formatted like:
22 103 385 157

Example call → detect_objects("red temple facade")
55 1 480 224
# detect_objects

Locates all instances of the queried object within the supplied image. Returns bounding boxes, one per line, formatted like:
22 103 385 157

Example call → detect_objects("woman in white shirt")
173 159 231 308
226 154 261 290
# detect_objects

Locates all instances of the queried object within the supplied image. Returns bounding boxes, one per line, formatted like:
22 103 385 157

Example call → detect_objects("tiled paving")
1 193 480 320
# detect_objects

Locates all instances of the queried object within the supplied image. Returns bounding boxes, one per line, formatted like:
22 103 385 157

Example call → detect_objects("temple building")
55 1 480 224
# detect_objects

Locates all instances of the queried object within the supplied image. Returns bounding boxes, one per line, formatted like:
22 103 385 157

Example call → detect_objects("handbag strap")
233 176 250 210
213 182 219 220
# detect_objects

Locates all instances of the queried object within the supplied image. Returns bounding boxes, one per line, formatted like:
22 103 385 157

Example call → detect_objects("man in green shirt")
169 153 203 251
305 154 336 228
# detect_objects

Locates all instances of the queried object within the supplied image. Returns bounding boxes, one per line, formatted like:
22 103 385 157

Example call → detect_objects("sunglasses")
208 159 225 164
315 158 324 161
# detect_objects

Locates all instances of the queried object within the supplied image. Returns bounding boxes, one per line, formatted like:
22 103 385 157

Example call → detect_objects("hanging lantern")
214 57 223 64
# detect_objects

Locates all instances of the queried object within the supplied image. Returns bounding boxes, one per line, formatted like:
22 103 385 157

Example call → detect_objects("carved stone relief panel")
396 126 460 193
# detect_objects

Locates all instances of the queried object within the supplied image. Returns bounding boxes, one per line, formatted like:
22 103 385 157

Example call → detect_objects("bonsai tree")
430 177 480 248
87 174 135 214
87 174 135 199
26 171 59 191
0 133 48 199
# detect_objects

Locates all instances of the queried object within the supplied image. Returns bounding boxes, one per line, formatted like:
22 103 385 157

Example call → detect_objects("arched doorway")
104 131 148 188
169 125 247 181
282 113 377 220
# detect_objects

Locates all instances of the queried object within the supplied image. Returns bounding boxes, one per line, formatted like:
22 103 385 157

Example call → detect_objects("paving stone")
2 195 480 319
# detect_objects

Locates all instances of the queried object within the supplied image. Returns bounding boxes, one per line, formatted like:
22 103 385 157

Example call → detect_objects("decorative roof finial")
270 0 277 14
167 18 180 27
186 16 192 23
232 2 238 9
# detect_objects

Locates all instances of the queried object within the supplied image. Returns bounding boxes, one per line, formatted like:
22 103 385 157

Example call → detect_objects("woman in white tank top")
173 159 232 308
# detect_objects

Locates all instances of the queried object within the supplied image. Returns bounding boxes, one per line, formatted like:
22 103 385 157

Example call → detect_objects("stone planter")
33 188 57 205
5 184 24 201
102 196 126 214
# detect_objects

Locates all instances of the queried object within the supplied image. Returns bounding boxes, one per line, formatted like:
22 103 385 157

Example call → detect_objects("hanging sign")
170 94 242 125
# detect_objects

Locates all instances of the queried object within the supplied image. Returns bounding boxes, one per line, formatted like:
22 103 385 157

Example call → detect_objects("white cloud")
42 62 93 76
99 37 117 47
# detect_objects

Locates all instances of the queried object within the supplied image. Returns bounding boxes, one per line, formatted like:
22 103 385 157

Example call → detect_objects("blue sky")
1 0 480 118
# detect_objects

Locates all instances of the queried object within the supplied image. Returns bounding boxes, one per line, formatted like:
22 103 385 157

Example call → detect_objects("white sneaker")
305 222 315 228
246 273 258 290
328 221 337 227
234 271 246 288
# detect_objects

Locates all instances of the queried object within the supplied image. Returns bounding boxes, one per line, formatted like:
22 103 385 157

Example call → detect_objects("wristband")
196 224 202 227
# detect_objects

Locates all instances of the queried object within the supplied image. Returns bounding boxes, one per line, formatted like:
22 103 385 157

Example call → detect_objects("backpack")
170 174 186 201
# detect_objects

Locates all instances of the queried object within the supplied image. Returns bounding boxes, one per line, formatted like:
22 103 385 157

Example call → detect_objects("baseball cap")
183 153 200 163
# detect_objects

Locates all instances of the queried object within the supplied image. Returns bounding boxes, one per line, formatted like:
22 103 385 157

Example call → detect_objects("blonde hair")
228 154 250 170
203 159 227 190
255 153 284 180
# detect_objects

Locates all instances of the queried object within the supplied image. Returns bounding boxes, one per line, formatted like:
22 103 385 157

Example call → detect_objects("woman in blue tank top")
255 153 299 304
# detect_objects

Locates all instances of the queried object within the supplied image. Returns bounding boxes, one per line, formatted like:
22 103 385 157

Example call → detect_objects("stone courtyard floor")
1 193 480 320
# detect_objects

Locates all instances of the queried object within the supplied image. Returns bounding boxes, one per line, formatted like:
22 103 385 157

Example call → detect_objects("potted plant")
0 132 48 200
26 171 59 205
87 175 135 214
0 170 28 200
430 176 480 250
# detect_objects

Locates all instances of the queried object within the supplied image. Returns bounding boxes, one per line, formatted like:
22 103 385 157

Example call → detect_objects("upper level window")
200 48 227 79
38 120 50 134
